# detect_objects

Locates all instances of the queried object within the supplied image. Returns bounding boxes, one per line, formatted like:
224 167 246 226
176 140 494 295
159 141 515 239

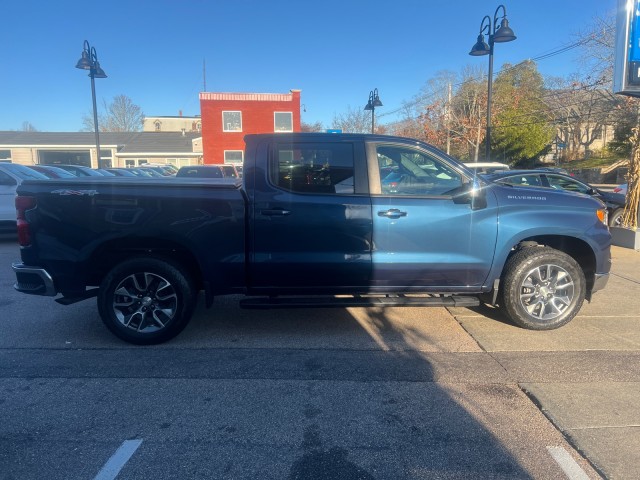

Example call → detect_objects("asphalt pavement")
1 235 638 479
449 245 640 479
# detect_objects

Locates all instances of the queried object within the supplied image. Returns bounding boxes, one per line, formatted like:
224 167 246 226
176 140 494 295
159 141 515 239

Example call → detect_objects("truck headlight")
596 208 608 226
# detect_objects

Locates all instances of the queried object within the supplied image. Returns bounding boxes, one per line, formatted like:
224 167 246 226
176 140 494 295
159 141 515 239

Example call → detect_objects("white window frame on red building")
224 150 244 164
222 111 242 132
274 112 293 132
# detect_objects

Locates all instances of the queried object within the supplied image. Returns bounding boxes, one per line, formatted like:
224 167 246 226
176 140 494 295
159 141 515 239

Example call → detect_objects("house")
199 89 301 165
0 131 202 169
143 114 201 134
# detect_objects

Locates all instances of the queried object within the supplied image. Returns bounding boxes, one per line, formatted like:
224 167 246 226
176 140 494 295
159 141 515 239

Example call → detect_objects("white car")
463 161 510 174
0 163 48 231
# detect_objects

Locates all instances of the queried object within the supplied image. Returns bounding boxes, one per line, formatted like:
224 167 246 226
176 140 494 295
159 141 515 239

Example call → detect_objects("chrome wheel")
112 272 178 333
518 263 574 321
501 246 585 330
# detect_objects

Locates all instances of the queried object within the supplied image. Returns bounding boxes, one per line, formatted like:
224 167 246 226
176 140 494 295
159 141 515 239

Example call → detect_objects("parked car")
12 133 611 344
126 167 163 177
0 163 48 232
176 165 225 178
105 168 137 177
221 164 240 178
138 164 177 176
26 165 76 179
613 183 628 195
485 169 626 227
535 167 574 176
52 165 109 177
463 161 510 174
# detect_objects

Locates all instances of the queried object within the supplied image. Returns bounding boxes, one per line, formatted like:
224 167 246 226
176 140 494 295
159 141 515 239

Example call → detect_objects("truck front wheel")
98 257 196 344
500 247 585 330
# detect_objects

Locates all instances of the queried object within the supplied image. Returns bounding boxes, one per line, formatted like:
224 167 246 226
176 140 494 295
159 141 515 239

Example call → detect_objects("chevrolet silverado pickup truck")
12 133 611 344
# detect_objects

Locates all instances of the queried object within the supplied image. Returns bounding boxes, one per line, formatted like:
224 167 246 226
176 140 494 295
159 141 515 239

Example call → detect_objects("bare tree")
301 121 324 132
331 106 376 134
21 121 37 132
575 11 615 85
82 94 144 132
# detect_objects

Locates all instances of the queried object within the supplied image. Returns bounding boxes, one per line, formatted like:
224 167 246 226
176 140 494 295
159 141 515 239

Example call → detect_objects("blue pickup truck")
12 133 611 344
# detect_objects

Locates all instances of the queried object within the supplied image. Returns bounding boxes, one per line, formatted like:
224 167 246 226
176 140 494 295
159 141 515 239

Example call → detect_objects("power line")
378 34 600 120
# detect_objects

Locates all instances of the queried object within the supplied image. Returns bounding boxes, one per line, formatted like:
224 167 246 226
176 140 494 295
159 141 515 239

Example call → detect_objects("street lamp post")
364 89 383 134
75 40 107 168
469 5 516 161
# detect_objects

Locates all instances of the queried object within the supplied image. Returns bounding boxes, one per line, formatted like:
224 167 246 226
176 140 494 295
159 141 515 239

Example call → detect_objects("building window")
125 160 135 168
223 111 242 132
0 150 11 160
274 112 293 132
154 121 162 132
224 150 244 164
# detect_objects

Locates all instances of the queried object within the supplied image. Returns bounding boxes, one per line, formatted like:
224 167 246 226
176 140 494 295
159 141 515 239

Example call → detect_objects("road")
1 234 638 479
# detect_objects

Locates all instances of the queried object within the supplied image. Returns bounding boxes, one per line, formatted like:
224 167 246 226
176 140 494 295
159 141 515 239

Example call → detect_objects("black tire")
500 247 585 330
97 257 196 345
609 208 624 228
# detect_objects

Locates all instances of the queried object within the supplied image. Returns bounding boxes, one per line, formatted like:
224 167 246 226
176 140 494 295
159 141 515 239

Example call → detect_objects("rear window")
271 142 355 194
1 164 49 180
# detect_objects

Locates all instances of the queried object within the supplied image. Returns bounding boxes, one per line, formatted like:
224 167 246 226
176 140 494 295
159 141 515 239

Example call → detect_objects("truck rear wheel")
97 257 196 344
500 247 585 330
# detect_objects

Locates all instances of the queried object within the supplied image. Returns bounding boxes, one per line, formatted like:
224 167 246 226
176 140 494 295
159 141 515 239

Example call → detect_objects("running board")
239 295 480 309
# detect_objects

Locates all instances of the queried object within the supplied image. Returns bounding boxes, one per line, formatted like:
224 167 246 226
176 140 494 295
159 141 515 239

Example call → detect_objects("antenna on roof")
203 58 207 92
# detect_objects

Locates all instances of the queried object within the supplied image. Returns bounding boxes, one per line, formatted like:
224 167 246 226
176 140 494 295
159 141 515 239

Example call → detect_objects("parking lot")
0 235 638 479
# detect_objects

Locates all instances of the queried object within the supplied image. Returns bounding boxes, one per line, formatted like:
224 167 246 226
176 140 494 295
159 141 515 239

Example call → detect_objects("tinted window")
271 143 355 194
0 164 48 180
546 175 590 194
376 145 462 196
497 174 543 187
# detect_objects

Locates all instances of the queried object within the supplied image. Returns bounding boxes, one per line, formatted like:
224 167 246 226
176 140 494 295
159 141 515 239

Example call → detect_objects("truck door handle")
261 209 291 216
378 209 407 219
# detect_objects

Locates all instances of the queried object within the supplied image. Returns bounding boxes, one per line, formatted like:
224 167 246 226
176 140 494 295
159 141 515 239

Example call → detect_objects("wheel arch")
85 236 204 292
501 235 597 298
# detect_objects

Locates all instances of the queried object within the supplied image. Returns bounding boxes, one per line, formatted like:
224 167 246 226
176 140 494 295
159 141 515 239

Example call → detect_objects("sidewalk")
450 246 640 479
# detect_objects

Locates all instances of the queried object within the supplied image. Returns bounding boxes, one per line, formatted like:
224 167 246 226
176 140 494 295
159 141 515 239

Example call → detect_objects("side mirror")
452 181 487 210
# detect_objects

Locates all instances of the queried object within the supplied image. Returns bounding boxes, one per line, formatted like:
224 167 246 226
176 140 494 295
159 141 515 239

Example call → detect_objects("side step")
239 294 480 309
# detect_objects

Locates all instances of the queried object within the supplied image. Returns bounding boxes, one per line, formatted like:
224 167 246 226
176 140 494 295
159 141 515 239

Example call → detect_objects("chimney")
179 110 183 117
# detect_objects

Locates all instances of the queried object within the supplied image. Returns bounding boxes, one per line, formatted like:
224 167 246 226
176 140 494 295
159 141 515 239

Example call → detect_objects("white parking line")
94 439 143 480
547 446 590 480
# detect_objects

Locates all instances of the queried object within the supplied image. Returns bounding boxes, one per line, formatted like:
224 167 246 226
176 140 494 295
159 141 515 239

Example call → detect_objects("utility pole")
446 82 452 155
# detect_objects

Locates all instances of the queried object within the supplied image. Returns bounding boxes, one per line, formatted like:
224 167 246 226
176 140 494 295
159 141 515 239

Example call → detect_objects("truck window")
377 145 462 196
271 143 355 194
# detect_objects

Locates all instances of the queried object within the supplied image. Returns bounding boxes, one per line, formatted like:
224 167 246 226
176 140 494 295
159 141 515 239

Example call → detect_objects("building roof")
0 131 201 153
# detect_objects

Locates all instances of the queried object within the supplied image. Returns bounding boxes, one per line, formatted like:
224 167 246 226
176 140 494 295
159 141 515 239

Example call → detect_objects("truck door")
370 142 498 289
249 139 372 292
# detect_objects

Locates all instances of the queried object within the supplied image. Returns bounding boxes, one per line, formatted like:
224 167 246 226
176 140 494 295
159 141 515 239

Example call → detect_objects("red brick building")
199 89 301 165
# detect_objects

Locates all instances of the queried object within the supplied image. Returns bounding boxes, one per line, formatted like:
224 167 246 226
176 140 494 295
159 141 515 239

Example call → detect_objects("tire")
97 257 196 345
500 247 585 330
609 208 624 228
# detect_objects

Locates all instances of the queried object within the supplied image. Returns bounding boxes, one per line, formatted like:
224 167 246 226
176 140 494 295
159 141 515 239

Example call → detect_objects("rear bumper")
12 262 57 296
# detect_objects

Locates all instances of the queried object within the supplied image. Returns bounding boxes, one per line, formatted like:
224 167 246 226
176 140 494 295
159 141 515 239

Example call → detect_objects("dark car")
26 165 76 179
138 165 177 176
176 165 225 178
535 167 573 176
485 169 625 227
52 165 111 177
105 168 137 177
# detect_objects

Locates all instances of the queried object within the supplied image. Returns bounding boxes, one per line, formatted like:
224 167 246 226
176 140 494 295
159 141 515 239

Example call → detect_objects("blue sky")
0 0 616 132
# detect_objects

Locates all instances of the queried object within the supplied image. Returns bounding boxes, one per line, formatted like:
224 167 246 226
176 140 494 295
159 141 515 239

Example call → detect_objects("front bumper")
12 262 57 296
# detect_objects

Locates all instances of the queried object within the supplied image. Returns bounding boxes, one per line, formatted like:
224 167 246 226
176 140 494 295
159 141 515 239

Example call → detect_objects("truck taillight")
15 196 36 246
